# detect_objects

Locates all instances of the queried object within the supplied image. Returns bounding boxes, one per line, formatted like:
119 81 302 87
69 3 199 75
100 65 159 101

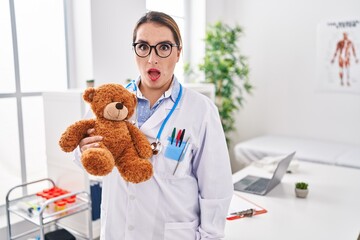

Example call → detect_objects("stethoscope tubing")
125 80 183 155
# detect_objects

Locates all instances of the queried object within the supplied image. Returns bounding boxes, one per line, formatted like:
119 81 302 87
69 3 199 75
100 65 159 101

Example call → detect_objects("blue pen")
171 128 176 145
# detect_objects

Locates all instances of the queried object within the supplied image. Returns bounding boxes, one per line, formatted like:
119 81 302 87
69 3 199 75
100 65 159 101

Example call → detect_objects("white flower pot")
295 188 309 198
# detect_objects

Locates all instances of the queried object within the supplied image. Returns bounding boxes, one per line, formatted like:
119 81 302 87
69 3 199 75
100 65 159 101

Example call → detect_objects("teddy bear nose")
116 103 124 110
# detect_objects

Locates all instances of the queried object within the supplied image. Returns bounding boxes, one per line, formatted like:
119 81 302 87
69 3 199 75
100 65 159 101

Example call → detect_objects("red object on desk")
226 193 267 221
226 209 267 220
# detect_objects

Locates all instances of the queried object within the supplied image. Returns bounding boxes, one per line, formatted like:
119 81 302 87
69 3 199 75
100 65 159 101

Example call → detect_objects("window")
146 0 186 82
0 0 68 206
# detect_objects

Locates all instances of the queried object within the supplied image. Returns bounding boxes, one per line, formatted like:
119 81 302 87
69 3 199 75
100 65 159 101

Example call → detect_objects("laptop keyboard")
245 178 270 192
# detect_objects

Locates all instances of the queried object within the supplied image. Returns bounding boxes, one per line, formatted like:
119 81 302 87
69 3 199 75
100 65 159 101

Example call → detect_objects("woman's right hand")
79 128 103 153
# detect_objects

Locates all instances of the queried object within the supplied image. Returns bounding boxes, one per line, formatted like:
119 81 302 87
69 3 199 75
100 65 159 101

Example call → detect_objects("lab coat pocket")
164 219 199 240
158 140 193 178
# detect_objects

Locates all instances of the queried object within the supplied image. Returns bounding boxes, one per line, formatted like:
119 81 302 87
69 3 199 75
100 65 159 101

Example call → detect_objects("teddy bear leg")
82 148 115 176
116 150 153 183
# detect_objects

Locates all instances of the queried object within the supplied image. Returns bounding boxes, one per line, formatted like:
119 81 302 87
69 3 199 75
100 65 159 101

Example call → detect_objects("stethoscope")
125 80 183 155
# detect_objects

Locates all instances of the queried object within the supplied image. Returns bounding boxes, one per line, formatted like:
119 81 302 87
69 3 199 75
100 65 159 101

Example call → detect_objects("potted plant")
185 21 253 144
295 182 309 198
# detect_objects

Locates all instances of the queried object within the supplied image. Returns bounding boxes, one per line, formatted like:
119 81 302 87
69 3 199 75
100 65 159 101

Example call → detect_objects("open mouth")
148 68 161 81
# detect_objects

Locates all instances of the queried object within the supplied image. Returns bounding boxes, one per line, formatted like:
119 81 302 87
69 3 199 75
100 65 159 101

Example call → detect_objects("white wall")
71 0 93 89
90 0 146 86
212 0 360 149
185 0 206 82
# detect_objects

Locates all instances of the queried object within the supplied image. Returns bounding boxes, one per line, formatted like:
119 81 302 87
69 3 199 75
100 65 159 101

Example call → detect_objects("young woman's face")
134 22 181 91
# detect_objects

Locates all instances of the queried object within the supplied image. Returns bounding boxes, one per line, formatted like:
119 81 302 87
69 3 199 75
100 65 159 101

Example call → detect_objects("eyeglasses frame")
132 42 180 58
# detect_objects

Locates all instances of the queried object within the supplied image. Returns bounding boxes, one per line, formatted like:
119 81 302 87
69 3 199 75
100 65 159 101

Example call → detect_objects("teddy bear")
59 83 153 183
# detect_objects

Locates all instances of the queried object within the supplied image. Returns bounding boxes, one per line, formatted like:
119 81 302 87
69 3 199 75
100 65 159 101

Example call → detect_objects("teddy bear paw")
81 148 115 176
138 147 153 159
118 159 153 184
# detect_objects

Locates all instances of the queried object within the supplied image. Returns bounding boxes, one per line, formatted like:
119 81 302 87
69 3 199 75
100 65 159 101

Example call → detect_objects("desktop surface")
225 161 360 240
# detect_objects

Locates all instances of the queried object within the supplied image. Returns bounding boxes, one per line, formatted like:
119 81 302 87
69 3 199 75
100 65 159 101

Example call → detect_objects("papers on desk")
227 193 267 221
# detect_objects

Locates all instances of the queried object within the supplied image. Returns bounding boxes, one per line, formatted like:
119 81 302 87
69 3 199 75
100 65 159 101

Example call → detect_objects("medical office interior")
1 0 360 239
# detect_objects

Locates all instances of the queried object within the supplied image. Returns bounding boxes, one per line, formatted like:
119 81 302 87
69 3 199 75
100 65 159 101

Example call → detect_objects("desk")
225 161 360 240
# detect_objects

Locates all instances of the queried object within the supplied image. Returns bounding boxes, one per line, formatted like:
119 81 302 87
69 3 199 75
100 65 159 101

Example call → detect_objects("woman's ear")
177 46 182 58
83 87 96 103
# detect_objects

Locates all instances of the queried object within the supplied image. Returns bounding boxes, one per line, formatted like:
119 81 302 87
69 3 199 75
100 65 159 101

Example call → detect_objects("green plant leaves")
295 182 309 190
184 21 253 144
203 22 252 143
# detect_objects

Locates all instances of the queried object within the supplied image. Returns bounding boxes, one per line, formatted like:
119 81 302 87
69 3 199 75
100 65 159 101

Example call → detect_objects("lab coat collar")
137 76 182 138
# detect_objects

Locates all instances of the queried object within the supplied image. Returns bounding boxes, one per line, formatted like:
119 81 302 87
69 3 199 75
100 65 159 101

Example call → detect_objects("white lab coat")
75 81 233 240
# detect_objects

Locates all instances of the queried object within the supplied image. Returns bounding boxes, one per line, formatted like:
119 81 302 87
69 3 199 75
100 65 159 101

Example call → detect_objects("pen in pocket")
173 137 190 175
175 129 182 147
179 129 185 147
171 128 176 145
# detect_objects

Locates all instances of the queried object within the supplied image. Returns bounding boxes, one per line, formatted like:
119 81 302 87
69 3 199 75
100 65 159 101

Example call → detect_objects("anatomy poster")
317 19 360 94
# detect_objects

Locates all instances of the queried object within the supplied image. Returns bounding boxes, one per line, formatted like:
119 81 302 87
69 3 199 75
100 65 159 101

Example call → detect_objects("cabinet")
42 90 101 238
6 178 93 240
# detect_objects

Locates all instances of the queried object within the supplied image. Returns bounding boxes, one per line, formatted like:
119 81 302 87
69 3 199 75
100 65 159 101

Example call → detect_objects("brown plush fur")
59 83 153 183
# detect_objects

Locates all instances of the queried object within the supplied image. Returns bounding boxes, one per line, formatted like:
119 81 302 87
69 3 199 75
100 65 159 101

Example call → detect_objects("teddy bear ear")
83 87 96 103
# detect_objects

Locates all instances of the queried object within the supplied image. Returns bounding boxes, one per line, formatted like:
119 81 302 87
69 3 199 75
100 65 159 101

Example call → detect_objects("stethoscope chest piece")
151 139 162 155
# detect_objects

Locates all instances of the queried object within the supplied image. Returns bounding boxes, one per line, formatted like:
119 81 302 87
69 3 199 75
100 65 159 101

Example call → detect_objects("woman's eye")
138 44 149 51
159 44 171 51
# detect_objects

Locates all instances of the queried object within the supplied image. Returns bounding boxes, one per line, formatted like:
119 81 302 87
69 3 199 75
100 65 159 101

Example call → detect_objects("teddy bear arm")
126 122 153 159
59 119 96 152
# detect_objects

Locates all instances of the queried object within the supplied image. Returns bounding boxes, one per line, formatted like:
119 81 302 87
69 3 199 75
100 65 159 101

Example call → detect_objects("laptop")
234 152 296 195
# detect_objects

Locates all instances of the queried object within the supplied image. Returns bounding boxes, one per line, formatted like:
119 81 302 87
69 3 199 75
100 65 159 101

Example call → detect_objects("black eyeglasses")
132 42 179 58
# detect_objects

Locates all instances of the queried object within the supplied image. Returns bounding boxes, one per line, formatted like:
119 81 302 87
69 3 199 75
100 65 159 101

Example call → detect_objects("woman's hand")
79 128 103 153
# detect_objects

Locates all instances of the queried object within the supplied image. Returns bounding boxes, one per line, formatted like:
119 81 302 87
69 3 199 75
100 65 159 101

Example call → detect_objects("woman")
76 11 233 240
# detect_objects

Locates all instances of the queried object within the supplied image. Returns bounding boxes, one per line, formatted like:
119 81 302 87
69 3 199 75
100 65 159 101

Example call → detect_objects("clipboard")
226 192 267 221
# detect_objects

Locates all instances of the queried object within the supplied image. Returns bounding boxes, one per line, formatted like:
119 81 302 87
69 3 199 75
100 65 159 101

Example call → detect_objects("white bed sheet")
234 135 360 169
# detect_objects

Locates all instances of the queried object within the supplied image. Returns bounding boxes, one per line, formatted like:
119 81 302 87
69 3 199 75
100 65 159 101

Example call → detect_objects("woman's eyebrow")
135 40 173 45
134 39 148 44
157 40 173 44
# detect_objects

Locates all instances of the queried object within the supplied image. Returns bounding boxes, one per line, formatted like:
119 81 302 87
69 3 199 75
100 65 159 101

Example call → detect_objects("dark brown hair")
133 11 182 47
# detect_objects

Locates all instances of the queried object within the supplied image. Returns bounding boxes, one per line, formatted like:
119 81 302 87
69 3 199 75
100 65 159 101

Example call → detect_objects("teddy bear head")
83 83 137 121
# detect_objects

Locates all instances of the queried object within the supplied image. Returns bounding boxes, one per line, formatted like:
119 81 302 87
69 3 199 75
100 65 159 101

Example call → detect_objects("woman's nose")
148 50 159 64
